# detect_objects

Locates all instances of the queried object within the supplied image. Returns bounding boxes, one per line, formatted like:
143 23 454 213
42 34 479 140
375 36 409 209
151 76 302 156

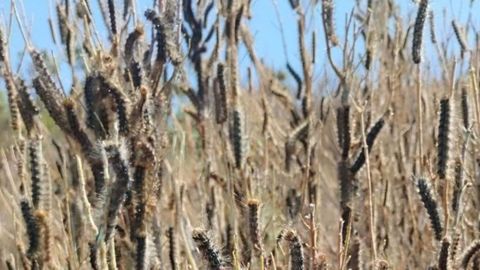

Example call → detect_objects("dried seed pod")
416 177 443 241
192 229 223 270
56 4 69 44
412 0 429 63
322 0 338 46
65 26 75 67
375 260 390 270
437 98 451 180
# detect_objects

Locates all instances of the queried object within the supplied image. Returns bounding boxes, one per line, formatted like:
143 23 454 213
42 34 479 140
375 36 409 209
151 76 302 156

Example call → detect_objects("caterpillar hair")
123 0 131 19
135 232 147 270
29 138 44 209
336 105 351 161
416 177 443 241
34 210 51 263
284 230 304 270
286 188 301 220
129 61 143 90
438 237 450 270
0 27 5 62
104 143 132 241
452 160 463 218
429 10 437 44
461 87 469 129
32 76 69 131
452 20 468 53
16 77 39 133
460 240 480 269
450 230 461 264
247 199 262 255
89 242 99 270
107 0 117 36
124 25 144 63
20 200 41 259
350 117 385 174
230 106 247 169
286 62 302 99
437 98 451 180
4 74 20 131
288 0 299 9
83 74 107 138
412 0 429 63
30 50 63 98
192 229 223 270
167 226 177 270
144 9 167 64
100 77 130 136
63 98 94 154
215 63 228 124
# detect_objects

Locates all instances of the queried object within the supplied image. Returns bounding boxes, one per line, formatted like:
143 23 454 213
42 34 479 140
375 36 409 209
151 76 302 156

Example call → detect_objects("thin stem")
417 64 424 172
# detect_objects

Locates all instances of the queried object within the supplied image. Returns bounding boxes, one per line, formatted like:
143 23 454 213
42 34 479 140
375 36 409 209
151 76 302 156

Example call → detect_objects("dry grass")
0 0 479 269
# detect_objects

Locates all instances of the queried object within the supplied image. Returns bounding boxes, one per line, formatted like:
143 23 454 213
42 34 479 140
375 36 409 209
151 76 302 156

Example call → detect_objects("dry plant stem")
356 102 377 261
108 238 117 270
76 156 98 235
470 68 480 136
442 64 457 236
417 64 424 171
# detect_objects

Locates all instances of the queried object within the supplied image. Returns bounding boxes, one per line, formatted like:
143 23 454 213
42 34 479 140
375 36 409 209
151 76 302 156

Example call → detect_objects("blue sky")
0 0 477 89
